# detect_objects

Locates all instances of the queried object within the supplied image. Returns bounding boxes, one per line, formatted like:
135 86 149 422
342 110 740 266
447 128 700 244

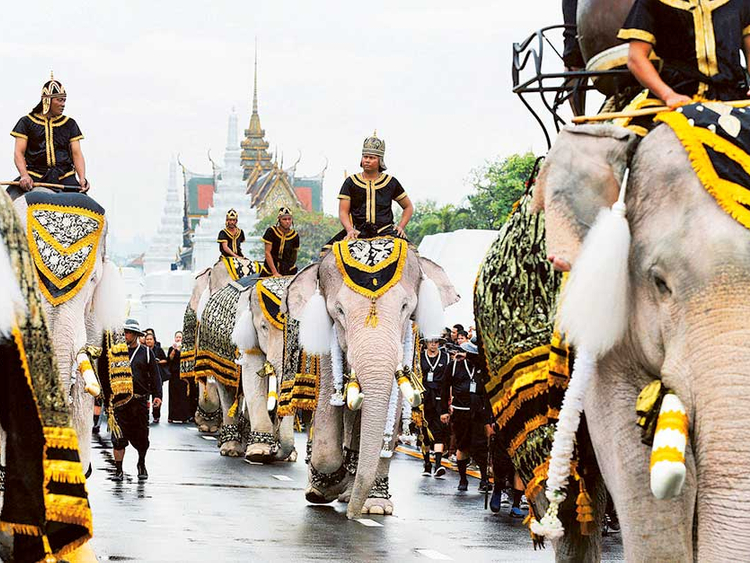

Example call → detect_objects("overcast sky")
1 0 578 244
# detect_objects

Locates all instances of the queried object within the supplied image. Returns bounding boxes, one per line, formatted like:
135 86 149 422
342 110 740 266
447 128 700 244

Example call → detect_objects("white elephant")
285 237 458 518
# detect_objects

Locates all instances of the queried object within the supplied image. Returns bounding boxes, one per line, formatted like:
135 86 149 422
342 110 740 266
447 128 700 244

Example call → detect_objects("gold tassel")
227 395 239 418
365 298 378 328
107 406 123 440
576 473 596 536
43 534 57 562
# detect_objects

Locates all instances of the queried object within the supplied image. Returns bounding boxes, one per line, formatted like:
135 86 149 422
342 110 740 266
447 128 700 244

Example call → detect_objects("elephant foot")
361 497 394 516
219 441 244 457
285 448 298 463
305 463 350 504
245 443 276 464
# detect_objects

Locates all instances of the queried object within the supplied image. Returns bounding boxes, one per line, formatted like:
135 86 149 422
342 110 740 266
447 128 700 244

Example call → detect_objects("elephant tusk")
396 366 418 406
75 352 101 397
267 372 278 412
650 392 688 500
346 371 364 411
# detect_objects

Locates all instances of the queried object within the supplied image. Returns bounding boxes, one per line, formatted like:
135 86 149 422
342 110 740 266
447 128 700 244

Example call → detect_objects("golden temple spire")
252 37 259 116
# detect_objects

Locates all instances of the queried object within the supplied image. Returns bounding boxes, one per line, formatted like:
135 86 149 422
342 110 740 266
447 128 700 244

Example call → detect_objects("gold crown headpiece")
41 71 66 114
362 130 385 157
277 207 292 218
226 209 238 220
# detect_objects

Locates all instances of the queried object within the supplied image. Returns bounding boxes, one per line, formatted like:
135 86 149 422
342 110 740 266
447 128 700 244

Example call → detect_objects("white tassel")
232 309 258 352
92 260 127 331
0 238 25 337
329 325 345 406
530 348 596 540
299 287 332 355
381 377 399 458
196 286 210 320
558 170 631 358
415 276 445 340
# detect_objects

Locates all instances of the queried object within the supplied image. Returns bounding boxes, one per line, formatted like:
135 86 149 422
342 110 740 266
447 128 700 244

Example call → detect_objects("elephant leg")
195 379 221 433
241 354 278 464
216 381 243 457
585 361 696 562
338 410 360 503
306 355 349 504
274 415 295 462
361 397 401 516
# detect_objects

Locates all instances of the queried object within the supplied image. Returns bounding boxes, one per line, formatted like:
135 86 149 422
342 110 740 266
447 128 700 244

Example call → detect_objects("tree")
252 210 341 267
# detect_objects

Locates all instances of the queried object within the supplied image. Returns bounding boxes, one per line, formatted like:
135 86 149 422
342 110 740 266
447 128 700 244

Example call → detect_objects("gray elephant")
534 111 750 561
12 189 123 472
285 237 458 519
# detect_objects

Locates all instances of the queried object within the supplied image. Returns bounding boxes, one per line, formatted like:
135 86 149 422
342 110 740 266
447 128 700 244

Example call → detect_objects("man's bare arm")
396 196 414 237
339 199 358 239
627 40 691 108
13 137 33 191
264 242 280 276
70 140 88 192
221 241 240 258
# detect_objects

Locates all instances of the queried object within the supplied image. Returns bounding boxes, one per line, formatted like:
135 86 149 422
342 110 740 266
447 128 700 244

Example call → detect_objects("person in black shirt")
144 330 168 423
217 209 245 258
420 337 450 478
8 73 89 200
618 0 750 107
113 319 162 481
260 207 300 277
167 331 197 423
441 341 493 492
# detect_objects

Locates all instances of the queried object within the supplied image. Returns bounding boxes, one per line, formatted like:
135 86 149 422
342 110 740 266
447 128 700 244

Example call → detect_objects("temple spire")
252 38 258 116
240 39 273 181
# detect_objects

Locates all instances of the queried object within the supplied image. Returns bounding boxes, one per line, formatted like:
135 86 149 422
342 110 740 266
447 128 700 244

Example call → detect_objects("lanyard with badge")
425 351 441 383
129 343 141 364
451 357 477 393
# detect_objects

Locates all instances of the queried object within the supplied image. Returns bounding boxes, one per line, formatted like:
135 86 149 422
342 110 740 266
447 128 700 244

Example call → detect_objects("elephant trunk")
346 376 391 519
688 333 750 560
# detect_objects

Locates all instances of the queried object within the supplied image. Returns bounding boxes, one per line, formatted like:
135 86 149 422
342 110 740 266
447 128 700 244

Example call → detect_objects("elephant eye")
401 302 409 312
653 272 672 296
335 304 345 317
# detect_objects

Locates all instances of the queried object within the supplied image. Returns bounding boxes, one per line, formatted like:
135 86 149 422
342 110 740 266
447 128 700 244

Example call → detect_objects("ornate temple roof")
241 48 273 181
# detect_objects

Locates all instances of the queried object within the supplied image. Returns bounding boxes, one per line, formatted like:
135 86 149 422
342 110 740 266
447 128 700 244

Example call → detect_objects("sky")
0 0 583 249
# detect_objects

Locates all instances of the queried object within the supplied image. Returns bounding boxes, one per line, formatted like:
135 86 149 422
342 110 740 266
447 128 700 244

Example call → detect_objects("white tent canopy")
418 229 500 331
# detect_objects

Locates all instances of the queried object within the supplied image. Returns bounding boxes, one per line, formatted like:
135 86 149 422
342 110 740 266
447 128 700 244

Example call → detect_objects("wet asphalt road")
87 422 623 563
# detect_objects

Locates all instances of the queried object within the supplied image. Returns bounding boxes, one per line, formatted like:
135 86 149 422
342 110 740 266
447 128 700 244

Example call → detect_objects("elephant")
11 189 123 472
531 117 750 561
285 238 458 519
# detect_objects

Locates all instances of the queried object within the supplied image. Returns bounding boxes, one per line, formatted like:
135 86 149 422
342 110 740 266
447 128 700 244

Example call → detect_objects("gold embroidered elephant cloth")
256 276 292 331
0 191 92 562
332 237 408 299
278 318 320 416
656 102 750 230
25 191 105 306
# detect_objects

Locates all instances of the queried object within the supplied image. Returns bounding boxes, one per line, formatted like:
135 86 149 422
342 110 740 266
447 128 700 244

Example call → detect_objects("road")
86 422 623 562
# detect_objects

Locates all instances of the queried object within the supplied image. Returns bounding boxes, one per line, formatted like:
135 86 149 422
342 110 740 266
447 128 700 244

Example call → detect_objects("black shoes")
457 479 469 492
422 464 432 476
478 480 492 493
113 468 124 482
434 466 446 479
137 463 148 480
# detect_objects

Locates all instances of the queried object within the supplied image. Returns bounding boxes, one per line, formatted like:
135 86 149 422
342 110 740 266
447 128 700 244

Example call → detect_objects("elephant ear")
285 263 332 355
416 257 459 339
284 263 320 319
418 257 459 308
533 124 638 268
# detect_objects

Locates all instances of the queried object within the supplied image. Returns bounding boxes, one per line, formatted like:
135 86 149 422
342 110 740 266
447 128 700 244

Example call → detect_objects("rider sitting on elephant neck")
324 131 414 252
218 209 245 258
260 206 299 277
618 0 750 109
8 72 89 201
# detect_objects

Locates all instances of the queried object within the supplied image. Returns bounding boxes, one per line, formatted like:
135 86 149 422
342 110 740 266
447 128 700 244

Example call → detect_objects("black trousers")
451 408 488 462
112 397 150 454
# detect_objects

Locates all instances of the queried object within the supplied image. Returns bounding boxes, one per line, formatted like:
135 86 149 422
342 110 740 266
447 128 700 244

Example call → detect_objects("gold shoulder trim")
373 174 391 188
394 192 408 201
10 131 28 139
617 28 656 45
51 116 70 128
69 135 84 142
744 24 750 37
351 174 368 188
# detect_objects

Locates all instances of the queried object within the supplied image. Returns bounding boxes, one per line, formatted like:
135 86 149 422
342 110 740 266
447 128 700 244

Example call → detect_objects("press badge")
427 371 434 382
469 382 477 394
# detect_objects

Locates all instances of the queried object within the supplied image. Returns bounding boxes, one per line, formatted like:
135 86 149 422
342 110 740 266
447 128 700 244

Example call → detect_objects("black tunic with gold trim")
217 228 245 257
261 225 299 276
338 173 408 232
10 114 83 185
618 0 750 100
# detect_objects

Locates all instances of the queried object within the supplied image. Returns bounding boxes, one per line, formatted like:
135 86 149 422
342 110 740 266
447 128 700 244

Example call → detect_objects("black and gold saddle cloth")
256 276 292 330
656 102 750 230
195 277 258 387
221 256 260 281
278 317 320 417
25 191 105 306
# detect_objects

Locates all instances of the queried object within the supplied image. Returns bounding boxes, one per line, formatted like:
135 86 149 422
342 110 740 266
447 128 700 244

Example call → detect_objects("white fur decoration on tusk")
196 286 211 320
75 352 101 397
299 287 332 355
267 372 278 412
232 309 258 352
558 170 631 359
329 325 345 406
93 260 127 331
381 377 400 458
650 393 688 500
530 348 596 540
0 238 25 337
346 371 364 411
415 276 445 340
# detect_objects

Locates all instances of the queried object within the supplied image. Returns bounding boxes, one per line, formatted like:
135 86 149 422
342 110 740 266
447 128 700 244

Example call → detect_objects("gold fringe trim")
493 380 549 431
332 237 409 300
0 521 44 536
44 460 87 485
11 325 44 425
42 427 79 451
524 459 550 502
256 281 285 330
508 414 549 457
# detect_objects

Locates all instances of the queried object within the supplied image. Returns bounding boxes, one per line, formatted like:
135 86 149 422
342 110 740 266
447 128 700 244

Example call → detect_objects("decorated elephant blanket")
256 276 291 330
0 191 92 562
221 256 260 281
656 102 750 229
195 276 258 387
24 190 105 306
474 193 573 508
278 317 320 416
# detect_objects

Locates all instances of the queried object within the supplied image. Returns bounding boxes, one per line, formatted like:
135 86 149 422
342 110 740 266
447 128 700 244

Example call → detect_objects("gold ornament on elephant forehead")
257 361 275 378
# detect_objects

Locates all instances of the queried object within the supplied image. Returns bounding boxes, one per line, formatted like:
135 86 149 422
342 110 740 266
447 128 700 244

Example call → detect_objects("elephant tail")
93 260 127 331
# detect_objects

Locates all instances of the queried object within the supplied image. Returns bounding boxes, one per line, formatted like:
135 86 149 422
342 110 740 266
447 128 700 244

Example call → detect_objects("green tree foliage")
252 210 341 267
405 152 537 245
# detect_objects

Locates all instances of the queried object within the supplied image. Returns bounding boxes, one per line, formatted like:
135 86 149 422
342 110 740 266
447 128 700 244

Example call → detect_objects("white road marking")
416 549 452 560
272 475 293 481
201 436 217 441
355 519 383 527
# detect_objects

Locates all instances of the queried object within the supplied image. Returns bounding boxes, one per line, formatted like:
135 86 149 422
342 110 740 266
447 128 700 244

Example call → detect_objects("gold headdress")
226 209 238 220
41 71 66 114
277 206 292 218
362 130 387 170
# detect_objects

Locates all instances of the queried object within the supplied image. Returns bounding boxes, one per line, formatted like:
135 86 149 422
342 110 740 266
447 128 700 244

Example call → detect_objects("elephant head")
536 121 750 560
286 243 458 519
